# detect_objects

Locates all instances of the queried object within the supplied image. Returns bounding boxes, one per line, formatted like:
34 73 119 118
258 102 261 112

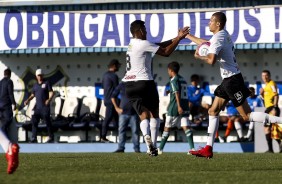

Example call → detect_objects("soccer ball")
197 42 210 56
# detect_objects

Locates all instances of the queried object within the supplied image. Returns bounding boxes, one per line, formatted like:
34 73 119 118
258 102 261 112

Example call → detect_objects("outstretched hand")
178 26 190 40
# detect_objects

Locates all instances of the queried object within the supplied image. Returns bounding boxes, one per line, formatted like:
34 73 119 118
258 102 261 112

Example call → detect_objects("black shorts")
214 73 250 107
124 80 159 115
190 105 200 117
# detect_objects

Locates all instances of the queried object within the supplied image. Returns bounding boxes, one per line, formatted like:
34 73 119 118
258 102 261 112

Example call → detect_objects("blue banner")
0 7 281 50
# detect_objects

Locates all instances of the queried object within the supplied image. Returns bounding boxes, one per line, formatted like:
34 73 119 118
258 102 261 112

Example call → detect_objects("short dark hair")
108 59 121 68
4 68 11 76
249 87 255 92
213 12 226 28
190 74 200 82
262 70 271 76
130 20 145 35
167 61 180 74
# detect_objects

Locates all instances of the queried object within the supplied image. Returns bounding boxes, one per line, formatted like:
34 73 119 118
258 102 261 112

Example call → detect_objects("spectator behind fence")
111 82 140 153
101 59 121 143
187 74 210 124
260 70 282 153
24 69 54 143
0 68 17 137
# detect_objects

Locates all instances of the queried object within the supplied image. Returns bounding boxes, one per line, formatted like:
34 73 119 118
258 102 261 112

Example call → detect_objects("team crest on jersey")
234 91 243 103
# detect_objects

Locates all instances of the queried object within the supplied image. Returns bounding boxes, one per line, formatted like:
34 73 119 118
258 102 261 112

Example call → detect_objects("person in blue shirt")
187 74 209 123
0 68 17 137
101 59 121 143
24 69 54 143
111 82 140 153
245 87 263 141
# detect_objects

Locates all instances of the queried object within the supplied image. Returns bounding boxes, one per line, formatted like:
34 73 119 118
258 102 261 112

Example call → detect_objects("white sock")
246 121 254 138
234 121 243 138
207 116 219 147
250 112 282 124
140 119 150 136
0 130 10 153
150 118 160 147
144 135 152 151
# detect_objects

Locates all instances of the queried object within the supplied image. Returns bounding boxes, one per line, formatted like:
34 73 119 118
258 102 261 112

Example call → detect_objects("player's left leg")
238 101 282 125
181 116 195 154
139 110 158 156
158 127 170 155
150 117 160 148
159 115 174 154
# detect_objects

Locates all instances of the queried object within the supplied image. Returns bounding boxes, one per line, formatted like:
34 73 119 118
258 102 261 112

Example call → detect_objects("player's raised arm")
155 27 189 57
186 34 208 45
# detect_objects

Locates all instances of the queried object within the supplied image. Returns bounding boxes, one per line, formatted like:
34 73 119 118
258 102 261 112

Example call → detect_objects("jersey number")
126 54 131 71
181 84 188 100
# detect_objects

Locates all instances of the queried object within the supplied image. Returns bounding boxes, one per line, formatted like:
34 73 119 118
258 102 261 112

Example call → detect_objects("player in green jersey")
158 61 195 154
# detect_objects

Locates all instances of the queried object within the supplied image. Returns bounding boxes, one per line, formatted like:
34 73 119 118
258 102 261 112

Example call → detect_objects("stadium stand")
0 0 281 153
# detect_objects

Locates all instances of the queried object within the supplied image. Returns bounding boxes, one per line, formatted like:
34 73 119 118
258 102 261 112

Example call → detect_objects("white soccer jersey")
122 38 159 81
208 29 241 79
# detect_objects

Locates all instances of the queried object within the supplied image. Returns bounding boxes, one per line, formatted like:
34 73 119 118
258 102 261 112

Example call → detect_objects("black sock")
265 133 273 152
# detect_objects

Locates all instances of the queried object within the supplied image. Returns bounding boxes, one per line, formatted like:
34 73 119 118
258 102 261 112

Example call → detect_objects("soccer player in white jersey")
186 12 282 158
122 20 189 156
0 129 19 174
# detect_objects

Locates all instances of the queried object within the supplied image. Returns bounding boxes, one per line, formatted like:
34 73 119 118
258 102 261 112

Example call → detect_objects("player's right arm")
188 33 222 65
155 27 189 57
194 51 217 65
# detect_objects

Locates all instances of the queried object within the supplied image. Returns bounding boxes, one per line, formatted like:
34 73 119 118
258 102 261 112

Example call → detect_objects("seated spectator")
111 82 140 153
217 101 246 142
187 74 210 123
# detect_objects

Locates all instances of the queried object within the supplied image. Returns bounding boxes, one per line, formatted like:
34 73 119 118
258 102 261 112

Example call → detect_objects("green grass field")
1 153 282 184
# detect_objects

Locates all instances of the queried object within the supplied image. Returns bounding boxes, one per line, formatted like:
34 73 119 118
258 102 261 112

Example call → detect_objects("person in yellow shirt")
260 70 281 153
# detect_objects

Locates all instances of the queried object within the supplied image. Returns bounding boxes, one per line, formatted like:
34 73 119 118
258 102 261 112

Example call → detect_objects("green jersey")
167 74 189 117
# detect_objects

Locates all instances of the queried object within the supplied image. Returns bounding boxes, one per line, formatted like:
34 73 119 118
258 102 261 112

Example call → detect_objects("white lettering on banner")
0 7 281 50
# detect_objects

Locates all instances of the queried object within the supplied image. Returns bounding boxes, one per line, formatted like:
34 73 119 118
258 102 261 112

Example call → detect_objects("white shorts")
165 116 190 128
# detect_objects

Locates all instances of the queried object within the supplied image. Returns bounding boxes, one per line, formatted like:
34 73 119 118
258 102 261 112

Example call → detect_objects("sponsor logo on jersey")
234 91 243 103
125 75 136 80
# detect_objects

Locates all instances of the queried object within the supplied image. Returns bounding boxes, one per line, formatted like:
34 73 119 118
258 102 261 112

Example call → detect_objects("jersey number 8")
126 54 131 71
